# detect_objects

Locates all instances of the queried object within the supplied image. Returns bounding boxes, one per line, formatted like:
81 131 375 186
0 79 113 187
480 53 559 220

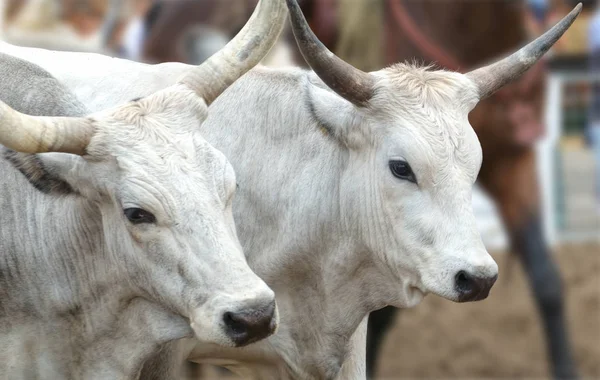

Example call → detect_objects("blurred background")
0 0 598 379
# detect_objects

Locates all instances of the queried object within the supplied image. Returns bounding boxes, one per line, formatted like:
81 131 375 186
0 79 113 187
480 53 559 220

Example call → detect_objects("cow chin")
390 282 427 309
404 287 426 308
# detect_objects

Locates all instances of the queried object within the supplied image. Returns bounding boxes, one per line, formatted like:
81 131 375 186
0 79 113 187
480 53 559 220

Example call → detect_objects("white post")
537 73 563 247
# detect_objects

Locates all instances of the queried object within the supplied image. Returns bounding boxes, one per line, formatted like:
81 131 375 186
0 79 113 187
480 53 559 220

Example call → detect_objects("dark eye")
389 160 417 184
124 208 156 224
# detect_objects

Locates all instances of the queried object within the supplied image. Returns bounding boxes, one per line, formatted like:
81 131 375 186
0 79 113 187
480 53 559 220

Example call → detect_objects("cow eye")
124 208 156 224
389 160 417 184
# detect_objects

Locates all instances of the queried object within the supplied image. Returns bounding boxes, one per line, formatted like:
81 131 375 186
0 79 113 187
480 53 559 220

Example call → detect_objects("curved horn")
285 0 374 106
179 0 288 105
0 101 92 154
467 3 582 100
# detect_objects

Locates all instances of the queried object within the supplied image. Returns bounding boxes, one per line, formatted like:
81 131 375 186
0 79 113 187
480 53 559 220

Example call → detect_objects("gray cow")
0 2 581 379
0 53 190 378
0 0 287 377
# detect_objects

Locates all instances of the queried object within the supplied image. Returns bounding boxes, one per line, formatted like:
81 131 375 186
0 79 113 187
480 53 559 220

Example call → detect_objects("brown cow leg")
509 213 578 380
366 306 398 378
480 148 578 380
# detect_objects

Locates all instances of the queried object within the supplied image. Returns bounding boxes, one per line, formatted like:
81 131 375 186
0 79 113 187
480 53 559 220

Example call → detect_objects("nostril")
455 270 472 293
223 311 248 335
455 271 497 302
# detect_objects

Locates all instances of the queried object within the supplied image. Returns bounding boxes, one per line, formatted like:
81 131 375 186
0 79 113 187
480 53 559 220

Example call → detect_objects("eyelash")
389 160 417 184
123 208 157 224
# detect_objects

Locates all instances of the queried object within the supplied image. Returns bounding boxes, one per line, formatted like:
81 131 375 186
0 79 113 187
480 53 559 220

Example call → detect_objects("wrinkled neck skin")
0 158 191 379
185 68 409 379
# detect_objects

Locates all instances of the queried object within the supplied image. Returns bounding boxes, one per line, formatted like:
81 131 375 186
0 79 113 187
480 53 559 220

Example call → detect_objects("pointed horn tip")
551 3 582 37
550 3 583 31
568 3 583 20
570 3 583 19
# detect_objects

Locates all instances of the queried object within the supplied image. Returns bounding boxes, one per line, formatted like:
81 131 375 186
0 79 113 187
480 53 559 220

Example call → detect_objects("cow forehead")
98 86 209 139
108 134 229 222
373 64 479 113
371 66 482 183
84 90 231 202
89 89 220 168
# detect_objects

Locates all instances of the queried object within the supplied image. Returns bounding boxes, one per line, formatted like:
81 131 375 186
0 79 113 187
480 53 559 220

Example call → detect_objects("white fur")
0 43 499 379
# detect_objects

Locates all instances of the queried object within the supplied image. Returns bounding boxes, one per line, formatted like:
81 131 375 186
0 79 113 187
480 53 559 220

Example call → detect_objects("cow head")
0 0 287 347
287 0 580 306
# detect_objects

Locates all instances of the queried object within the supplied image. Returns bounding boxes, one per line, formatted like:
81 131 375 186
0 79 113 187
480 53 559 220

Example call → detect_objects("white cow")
0 0 288 377
0 2 581 379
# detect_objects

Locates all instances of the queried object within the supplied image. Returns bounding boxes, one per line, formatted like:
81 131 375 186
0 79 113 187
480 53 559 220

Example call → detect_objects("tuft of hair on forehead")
87 89 214 173
382 62 477 110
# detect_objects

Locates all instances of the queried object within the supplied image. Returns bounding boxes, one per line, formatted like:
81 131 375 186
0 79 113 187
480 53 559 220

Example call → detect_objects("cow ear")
8 151 105 199
38 153 104 199
4 150 75 196
305 78 368 149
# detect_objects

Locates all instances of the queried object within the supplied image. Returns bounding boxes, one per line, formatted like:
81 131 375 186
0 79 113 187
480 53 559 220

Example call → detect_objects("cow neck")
196 69 402 379
0 172 119 319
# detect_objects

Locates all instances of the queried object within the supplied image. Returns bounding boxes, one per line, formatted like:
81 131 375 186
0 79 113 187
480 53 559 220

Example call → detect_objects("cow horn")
0 101 93 155
179 0 288 105
285 0 374 106
467 3 582 100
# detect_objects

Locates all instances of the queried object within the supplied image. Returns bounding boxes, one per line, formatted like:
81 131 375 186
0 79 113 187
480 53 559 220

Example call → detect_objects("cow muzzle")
454 270 498 302
223 299 278 346
189 283 278 347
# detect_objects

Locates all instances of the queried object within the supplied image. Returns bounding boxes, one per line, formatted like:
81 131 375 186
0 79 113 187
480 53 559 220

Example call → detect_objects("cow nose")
455 270 498 302
223 300 277 346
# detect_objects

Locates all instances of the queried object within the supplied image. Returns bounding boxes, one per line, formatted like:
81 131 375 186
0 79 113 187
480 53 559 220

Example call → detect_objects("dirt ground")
374 242 600 379
194 242 600 379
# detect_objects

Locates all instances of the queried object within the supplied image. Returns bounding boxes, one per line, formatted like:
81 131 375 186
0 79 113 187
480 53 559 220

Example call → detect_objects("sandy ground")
190 242 600 379
374 242 600 379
